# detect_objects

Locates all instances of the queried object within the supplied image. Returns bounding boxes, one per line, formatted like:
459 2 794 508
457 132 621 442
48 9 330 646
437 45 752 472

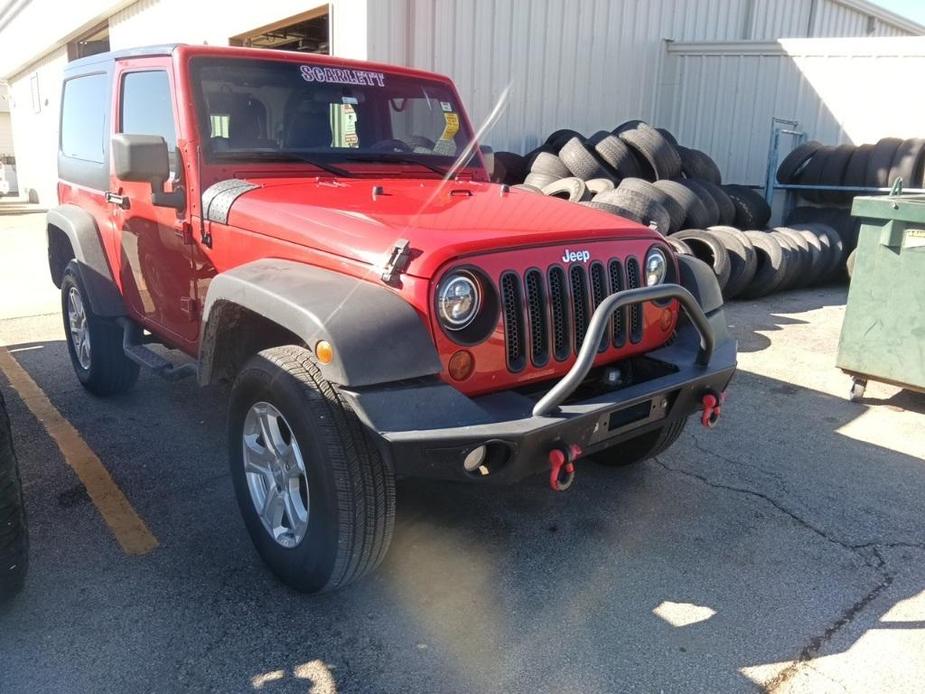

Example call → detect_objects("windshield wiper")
211 150 354 177
342 155 450 177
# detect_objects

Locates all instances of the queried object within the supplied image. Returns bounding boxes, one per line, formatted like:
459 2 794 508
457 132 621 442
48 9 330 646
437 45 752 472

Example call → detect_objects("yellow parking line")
0 347 158 555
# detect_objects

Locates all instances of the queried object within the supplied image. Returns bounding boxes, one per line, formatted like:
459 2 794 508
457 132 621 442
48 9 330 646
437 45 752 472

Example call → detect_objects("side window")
60 73 108 162
120 70 178 174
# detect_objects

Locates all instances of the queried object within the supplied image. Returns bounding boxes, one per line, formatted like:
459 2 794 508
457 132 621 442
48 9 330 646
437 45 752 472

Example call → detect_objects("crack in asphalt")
652 454 925 693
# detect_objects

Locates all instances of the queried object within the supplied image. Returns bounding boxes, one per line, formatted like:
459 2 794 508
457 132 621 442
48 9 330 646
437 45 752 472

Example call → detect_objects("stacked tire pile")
490 121 844 299
775 138 925 277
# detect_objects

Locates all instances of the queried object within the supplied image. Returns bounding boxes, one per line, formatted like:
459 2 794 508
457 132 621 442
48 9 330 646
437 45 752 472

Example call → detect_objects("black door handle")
105 192 130 209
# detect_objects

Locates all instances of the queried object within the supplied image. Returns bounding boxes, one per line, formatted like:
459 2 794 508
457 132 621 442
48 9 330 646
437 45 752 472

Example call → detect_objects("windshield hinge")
381 239 411 284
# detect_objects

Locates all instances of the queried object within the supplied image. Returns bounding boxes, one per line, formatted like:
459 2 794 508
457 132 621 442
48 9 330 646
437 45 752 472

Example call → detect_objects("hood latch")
381 239 411 284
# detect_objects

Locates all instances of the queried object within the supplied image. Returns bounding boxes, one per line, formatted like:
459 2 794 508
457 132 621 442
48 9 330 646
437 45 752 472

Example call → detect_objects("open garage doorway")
230 6 329 54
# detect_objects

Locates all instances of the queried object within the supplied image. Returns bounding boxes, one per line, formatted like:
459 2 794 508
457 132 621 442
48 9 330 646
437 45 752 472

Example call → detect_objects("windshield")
191 58 476 172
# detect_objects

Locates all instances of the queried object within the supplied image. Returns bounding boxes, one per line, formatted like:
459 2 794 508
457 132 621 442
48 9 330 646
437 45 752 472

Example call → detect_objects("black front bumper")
343 282 737 484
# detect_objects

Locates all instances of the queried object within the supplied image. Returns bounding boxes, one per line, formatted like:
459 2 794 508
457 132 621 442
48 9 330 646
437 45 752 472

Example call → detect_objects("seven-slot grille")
501 256 644 371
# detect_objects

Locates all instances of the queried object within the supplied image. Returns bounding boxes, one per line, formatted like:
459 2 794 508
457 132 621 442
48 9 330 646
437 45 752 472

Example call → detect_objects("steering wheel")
369 139 413 153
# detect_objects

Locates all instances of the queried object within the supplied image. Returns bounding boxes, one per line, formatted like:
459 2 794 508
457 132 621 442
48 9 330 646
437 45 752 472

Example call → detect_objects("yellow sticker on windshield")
440 112 460 142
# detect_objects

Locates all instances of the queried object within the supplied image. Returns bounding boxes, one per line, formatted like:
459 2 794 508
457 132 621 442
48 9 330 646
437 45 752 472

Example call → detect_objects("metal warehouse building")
0 0 922 205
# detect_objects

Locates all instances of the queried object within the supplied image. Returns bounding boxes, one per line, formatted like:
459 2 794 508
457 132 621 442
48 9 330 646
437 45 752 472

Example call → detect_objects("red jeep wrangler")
48 45 735 592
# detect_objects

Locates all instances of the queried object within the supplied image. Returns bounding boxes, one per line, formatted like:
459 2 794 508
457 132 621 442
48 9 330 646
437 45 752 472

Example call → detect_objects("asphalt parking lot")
0 210 923 693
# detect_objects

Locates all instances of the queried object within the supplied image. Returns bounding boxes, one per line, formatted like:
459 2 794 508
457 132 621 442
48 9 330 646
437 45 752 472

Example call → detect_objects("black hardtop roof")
63 44 182 75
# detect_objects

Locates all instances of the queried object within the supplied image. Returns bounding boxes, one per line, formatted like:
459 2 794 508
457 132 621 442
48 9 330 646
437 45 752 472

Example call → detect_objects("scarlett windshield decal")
300 64 385 87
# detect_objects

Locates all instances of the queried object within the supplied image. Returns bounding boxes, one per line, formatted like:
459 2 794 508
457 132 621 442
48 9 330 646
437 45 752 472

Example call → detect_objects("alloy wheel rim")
67 286 91 370
242 401 310 548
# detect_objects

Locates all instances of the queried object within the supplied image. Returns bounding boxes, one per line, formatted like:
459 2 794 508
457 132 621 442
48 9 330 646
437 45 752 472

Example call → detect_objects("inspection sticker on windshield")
440 112 460 141
300 65 385 87
440 101 453 112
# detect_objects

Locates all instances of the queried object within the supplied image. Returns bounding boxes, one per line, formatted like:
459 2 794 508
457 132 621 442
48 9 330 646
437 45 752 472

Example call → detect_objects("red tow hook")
701 389 726 429
548 444 581 492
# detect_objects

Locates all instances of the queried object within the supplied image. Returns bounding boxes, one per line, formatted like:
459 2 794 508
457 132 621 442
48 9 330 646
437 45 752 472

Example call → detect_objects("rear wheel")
229 345 395 593
0 391 27 604
60 261 139 396
593 418 688 467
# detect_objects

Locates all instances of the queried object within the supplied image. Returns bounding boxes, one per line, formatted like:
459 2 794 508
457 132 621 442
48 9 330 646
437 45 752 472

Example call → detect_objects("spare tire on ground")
788 222 844 282
559 137 609 180
511 183 542 194
530 151 571 179
541 177 591 203
654 180 713 230
889 138 925 189
545 129 585 150
677 146 722 185
585 178 615 196
841 144 874 204
618 178 685 233
866 138 903 188
593 188 672 235
722 184 771 229
795 145 833 203
579 200 645 225
693 179 735 226
818 143 855 204
776 140 823 184
524 172 559 189
588 132 640 179
769 229 807 291
669 229 731 291
618 124 683 180
667 236 693 256
740 231 788 299
675 179 720 226
704 226 757 299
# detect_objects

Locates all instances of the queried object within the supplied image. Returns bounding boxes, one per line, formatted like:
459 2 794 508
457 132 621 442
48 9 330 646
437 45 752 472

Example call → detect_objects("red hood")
220 176 662 278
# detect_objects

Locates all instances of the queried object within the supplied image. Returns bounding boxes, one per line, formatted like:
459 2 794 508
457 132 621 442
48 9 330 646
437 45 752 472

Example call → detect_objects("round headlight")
437 272 480 330
645 248 668 286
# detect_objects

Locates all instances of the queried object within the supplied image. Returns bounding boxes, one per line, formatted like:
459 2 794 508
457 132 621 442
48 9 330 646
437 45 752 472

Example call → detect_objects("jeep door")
108 58 198 345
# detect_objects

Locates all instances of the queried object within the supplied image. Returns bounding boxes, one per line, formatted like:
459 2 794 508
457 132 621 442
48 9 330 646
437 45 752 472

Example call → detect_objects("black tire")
542 177 591 203
593 417 688 467
818 144 855 204
594 189 671 234
619 124 682 180
670 229 731 291
585 178 616 196
590 132 641 179
841 144 873 204
545 129 585 150
524 172 559 189
612 119 646 136
0 391 28 604
677 146 722 185
695 180 735 226
667 236 693 256
889 138 925 189
559 137 608 180
795 146 832 203
524 145 556 172
60 261 139 396
656 128 679 147
776 140 823 183
511 183 542 194
722 184 771 229
654 179 712 230
705 226 757 299
776 227 819 288
810 223 845 282
768 230 803 291
619 178 685 233
866 138 903 188
579 200 644 224
529 151 571 179
491 151 527 185
229 346 395 593
676 179 720 226
740 231 786 298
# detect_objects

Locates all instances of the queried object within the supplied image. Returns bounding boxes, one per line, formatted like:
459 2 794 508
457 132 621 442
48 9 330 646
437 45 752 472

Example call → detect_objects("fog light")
463 445 487 472
315 340 334 364
448 349 475 380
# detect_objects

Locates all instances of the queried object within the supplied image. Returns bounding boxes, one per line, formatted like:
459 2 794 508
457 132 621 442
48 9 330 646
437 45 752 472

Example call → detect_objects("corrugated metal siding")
656 38 925 186
367 0 918 154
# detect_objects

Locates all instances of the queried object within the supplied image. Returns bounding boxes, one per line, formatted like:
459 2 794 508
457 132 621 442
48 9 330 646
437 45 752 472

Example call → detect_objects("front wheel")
593 417 688 467
229 346 395 593
60 261 139 396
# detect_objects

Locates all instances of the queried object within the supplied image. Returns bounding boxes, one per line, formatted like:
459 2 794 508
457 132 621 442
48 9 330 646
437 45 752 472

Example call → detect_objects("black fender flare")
46 205 126 317
677 254 724 314
199 259 443 387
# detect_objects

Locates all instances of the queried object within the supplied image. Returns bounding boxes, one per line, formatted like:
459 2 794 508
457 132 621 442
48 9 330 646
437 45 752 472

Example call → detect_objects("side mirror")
111 134 185 210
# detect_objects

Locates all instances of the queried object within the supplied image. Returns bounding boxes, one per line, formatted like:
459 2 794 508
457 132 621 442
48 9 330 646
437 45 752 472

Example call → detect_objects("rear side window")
120 70 178 172
60 73 108 162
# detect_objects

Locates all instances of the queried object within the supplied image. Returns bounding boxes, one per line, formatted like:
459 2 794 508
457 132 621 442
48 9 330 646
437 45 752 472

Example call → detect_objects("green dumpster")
837 188 925 401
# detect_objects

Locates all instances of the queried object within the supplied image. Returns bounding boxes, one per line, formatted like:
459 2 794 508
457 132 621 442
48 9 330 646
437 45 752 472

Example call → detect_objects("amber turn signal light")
659 308 674 331
315 340 334 364
448 350 475 381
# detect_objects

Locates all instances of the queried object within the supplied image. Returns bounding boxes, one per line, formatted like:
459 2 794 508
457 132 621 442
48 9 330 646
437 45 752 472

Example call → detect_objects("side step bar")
117 318 197 382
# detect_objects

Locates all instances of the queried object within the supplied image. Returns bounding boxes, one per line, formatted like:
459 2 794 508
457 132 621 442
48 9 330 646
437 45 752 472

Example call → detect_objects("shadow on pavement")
0 337 922 693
